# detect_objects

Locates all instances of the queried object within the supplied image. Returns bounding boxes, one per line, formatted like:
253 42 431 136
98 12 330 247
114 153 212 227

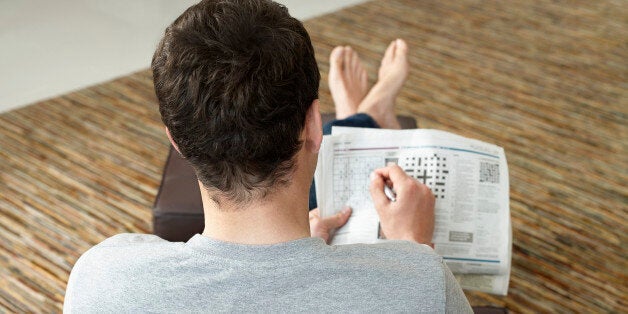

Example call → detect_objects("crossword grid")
401 153 449 199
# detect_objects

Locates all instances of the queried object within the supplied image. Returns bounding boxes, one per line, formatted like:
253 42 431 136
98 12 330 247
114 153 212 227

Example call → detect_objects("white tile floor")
0 0 367 113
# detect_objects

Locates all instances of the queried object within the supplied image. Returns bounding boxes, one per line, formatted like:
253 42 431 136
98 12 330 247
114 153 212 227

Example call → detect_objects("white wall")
0 0 367 113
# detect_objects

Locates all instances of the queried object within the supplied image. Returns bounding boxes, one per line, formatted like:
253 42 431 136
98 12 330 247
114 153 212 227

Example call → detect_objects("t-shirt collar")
185 234 327 263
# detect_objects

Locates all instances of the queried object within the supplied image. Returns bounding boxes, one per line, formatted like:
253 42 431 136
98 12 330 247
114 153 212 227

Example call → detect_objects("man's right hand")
369 164 435 245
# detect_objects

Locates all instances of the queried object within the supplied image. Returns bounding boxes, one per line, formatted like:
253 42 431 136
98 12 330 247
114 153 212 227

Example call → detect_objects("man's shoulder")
324 240 447 279
303 240 452 312
70 233 179 275
333 240 441 263
71 233 184 270
65 233 187 311
95 233 170 246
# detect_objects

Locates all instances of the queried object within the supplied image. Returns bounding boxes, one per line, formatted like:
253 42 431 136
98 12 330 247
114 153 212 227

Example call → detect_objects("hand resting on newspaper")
309 207 352 244
310 163 435 246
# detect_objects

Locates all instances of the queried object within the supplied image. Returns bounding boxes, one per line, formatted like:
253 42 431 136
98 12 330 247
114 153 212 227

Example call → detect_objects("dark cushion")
152 146 205 242
152 114 417 242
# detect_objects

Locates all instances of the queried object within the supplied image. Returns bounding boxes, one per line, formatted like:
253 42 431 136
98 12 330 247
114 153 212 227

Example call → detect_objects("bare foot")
357 39 409 129
329 46 369 119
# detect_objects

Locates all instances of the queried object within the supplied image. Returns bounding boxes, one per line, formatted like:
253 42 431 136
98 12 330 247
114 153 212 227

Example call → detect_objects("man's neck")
199 180 311 245
198 127 320 245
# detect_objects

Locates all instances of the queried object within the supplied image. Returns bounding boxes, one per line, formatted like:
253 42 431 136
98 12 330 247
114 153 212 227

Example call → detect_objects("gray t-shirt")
64 234 472 313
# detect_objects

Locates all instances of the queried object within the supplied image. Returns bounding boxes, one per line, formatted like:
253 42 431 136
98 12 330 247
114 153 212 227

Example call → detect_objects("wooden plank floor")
1 0 626 312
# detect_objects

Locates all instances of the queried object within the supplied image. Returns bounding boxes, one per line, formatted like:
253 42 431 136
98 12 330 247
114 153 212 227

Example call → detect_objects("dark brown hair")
152 0 320 204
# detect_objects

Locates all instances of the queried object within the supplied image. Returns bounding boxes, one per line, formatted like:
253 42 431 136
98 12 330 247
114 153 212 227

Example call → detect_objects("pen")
384 184 397 202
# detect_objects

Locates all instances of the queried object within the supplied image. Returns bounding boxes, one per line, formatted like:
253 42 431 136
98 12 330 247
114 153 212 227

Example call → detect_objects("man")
64 0 472 312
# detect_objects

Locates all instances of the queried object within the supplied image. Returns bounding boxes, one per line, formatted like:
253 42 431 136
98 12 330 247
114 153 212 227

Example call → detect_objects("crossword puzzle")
401 153 449 199
332 153 450 241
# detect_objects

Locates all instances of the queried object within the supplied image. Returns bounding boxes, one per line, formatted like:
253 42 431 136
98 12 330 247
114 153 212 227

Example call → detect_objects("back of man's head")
152 0 320 204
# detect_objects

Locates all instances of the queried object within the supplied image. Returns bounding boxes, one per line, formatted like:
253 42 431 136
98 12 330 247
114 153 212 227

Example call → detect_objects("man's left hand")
309 207 352 244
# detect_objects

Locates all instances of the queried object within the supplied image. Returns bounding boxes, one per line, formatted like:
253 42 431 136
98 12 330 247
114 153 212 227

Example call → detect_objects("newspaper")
314 127 512 295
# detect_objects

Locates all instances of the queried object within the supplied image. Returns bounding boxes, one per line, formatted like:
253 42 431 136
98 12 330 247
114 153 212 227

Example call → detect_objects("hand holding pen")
369 163 435 246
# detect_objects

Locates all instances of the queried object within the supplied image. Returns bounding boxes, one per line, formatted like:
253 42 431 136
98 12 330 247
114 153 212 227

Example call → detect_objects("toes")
330 46 344 70
383 40 396 65
360 68 367 82
360 68 368 90
351 51 361 74
341 46 364 75
344 46 353 71
393 39 408 59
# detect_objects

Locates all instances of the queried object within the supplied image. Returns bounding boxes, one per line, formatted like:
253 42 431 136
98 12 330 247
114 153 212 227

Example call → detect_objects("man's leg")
322 113 379 134
309 39 410 210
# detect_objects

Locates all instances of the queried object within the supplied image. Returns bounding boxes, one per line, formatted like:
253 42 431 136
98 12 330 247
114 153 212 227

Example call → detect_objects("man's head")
152 0 320 204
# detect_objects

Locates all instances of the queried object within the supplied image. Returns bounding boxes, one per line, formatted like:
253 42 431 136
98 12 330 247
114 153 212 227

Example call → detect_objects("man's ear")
304 99 323 153
165 127 182 155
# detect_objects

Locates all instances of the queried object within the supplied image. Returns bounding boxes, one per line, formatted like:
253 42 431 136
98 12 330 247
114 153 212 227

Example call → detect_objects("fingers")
373 163 409 185
309 208 321 228
311 207 351 228
309 208 320 217
310 206 351 243
369 172 390 210
323 206 352 229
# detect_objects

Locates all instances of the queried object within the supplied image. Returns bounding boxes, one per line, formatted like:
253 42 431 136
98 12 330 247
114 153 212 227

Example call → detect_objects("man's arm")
443 262 474 313
371 163 472 312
